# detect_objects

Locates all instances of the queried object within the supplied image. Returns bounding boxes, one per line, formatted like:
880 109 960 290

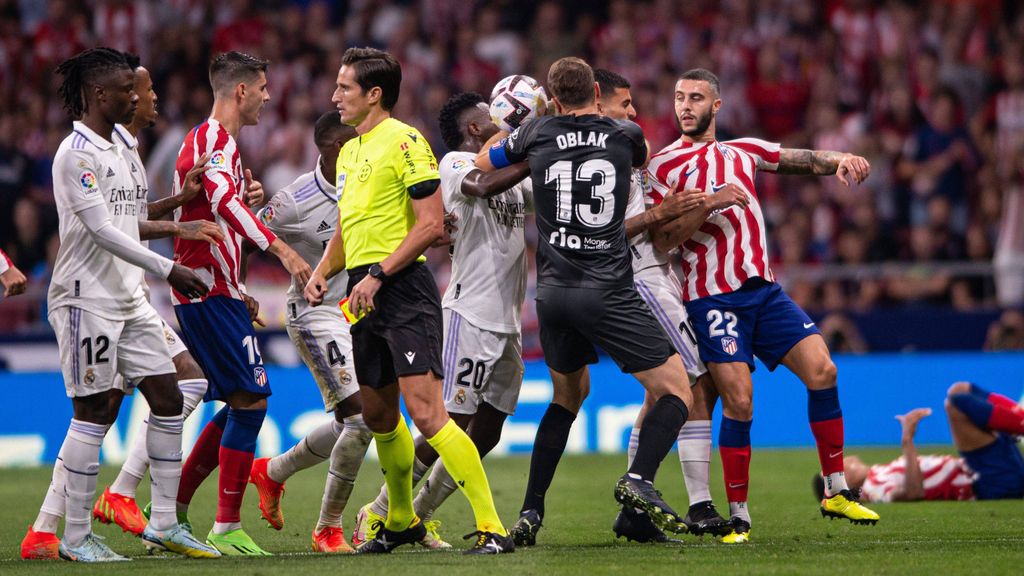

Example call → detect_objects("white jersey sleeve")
54 147 108 214
258 191 302 241
440 152 478 210
441 151 528 334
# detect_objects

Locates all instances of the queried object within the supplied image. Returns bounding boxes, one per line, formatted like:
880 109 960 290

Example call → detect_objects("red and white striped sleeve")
0 249 11 275
727 138 781 173
207 170 276 250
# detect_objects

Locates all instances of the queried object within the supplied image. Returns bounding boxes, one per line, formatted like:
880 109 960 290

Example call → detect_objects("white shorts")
442 309 524 416
161 317 189 358
49 304 175 398
287 315 359 412
634 264 707 385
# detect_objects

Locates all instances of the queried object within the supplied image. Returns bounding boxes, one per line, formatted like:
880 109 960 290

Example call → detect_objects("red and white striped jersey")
172 119 276 304
861 454 975 503
0 248 11 275
645 138 779 302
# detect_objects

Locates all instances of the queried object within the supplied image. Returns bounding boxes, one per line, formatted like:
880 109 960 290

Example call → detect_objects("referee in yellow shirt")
304 47 511 555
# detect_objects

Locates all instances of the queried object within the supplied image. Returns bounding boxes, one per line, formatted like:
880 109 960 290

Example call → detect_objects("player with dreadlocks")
21 47 217 562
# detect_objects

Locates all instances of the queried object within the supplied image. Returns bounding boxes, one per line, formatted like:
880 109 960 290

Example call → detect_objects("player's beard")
679 108 713 138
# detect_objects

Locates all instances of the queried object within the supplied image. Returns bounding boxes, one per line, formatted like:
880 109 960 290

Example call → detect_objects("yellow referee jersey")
337 117 439 269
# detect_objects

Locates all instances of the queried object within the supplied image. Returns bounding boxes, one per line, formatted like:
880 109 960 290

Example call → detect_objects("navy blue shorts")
175 296 271 402
684 280 821 371
962 434 1024 500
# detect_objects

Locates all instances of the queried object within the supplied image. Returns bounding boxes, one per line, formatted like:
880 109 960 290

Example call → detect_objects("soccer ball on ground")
489 75 548 132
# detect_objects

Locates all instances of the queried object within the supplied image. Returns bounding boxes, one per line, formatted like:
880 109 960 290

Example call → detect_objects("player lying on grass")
818 382 1024 503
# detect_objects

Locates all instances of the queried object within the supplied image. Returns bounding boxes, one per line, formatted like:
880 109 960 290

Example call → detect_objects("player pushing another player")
477 57 695 541
647 68 878 543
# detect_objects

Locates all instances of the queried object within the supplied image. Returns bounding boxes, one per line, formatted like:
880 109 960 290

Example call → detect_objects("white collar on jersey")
313 156 338 202
112 124 138 149
72 121 115 151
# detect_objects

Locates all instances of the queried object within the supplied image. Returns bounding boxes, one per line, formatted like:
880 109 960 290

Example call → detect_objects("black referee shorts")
537 284 674 374
346 262 444 388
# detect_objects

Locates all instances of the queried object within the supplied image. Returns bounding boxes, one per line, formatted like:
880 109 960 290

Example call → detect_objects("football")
489 74 548 132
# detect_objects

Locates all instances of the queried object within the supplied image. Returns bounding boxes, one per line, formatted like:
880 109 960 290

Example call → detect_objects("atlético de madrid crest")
721 337 738 356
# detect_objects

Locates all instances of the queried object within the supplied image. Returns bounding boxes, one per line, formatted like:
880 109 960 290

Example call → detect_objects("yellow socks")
373 420 417 531
426 419 506 535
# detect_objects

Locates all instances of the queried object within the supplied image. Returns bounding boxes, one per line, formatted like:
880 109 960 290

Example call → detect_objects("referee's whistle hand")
304 272 327 306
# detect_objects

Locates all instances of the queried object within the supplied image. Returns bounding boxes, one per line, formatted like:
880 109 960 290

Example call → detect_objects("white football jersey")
440 151 530 334
257 160 347 324
626 168 668 273
48 121 149 320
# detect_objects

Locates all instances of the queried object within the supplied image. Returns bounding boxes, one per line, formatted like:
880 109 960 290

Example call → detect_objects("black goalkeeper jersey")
496 114 647 289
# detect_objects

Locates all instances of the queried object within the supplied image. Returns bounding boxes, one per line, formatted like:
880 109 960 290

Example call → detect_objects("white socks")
269 419 342 483
729 501 751 524
626 425 640 469
413 462 459 520
33 438 68 533
317 414 373 530
678 420 713 506
824 471 849 496
110 378 207 498
62 419 109 547
146 414 184 531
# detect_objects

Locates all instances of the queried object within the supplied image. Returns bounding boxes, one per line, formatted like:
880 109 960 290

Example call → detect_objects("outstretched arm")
460 162 530 198
777 149 871 186
891 408 931 502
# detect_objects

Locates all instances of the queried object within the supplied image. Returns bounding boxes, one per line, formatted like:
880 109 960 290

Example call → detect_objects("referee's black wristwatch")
368 263 388 282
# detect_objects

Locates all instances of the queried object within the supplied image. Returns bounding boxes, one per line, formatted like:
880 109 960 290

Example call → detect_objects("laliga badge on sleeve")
339 297 366 325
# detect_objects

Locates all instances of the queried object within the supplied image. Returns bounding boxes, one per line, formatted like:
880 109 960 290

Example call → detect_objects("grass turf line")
2 448 1022 575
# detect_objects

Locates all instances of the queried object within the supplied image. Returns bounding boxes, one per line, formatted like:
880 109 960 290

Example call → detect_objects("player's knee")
807 360 837 390
947 381 972 398
722 394 753 420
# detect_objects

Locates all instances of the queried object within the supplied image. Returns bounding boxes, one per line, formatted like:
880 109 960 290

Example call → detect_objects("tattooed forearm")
778 149 849 176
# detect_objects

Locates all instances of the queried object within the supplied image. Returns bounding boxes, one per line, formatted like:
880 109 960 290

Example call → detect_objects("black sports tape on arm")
408 178 440 200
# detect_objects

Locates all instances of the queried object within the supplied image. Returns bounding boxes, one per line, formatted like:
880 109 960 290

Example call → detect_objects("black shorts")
536 284 674 374
347 262 444 388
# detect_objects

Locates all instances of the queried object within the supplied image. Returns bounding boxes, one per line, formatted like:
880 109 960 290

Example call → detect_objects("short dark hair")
341 47 402 111
438 92 486 151
313 111 356 148
679 68 721 97
209 51 268 95
547 57 595 109
55 47 131 118
594 68 630 97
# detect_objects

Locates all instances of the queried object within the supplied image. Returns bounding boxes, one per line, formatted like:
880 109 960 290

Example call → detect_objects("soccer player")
476 57 695 542
304 47 511 554
246 112 374 554
647 68 878 543
352 91 532 548
0 248 27 296
24 47 217 562
821 383 1024 503
592 68 737 542
23 53 222 557
171 51 311 557
92 53 224 538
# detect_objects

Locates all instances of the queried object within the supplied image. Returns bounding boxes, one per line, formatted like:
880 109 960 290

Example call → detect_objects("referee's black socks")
628 394 689 482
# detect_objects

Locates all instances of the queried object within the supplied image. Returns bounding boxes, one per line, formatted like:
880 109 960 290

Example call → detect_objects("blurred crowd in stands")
0 0 1022 352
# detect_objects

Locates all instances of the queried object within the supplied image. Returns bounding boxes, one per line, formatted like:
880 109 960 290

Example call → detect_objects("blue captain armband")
489 139 513 169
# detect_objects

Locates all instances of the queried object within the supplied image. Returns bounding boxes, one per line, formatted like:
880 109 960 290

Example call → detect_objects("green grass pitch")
2 448 1023 575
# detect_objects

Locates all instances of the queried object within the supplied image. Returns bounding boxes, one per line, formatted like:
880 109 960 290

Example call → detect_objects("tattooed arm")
777 149 871 186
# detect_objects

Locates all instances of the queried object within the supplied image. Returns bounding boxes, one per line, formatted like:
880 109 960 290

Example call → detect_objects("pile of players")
20 45 883 562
